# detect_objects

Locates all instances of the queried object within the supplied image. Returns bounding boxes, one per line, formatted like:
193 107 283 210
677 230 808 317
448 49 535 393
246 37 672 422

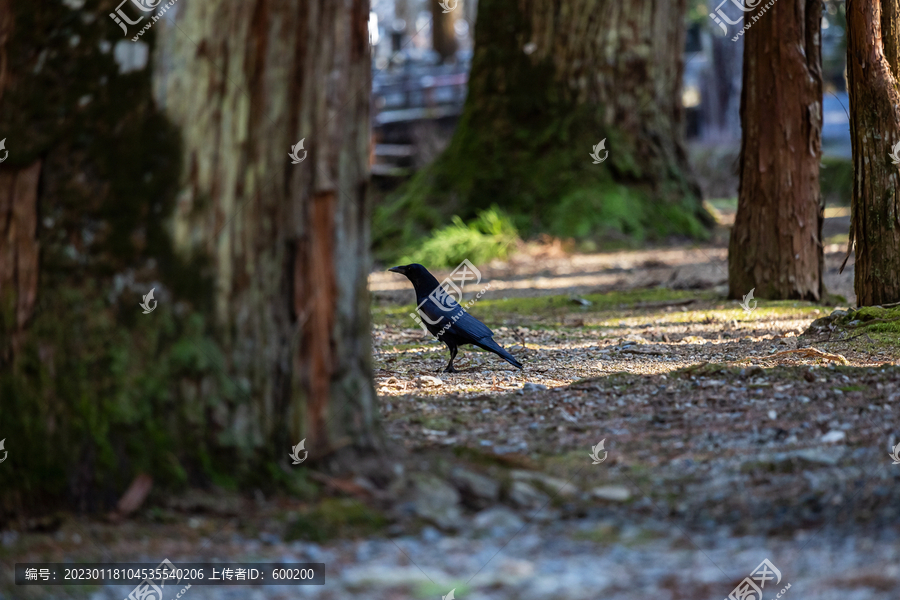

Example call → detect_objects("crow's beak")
388 266 404 274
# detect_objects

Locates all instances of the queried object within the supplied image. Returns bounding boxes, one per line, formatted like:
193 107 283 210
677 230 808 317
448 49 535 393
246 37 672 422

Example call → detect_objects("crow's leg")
442 345 458 373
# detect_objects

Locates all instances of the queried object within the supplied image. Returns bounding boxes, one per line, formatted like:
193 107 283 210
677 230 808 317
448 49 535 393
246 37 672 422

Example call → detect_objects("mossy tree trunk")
0 0 377 516
379 0 711 247
155 0 379 461
846 0 900 305
0 0 199 512
727 0 824 301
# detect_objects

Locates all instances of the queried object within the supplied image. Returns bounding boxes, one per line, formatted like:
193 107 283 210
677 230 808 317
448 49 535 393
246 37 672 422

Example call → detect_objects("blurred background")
367 0 852 281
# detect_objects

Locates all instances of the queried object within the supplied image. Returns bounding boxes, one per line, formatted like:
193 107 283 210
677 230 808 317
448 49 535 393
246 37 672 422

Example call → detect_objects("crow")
389 263 523 373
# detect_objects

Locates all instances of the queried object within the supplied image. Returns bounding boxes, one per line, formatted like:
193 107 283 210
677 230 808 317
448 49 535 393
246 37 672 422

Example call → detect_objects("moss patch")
805 306 900 351
397 207 520 268
283 498 389 543
0 2 255 517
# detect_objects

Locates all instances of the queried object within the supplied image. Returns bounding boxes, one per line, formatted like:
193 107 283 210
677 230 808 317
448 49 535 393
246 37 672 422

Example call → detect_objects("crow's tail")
475 337 523 369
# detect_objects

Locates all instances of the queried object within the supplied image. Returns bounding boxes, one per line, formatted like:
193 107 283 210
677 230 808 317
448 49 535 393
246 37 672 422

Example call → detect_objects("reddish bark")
728 0 824 301
846 0 900 305
0 160 41 362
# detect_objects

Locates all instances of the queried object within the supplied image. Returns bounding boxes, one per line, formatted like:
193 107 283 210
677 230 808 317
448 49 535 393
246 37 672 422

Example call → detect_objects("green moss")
283 498 389 543
548 186 644 240
809 306 900 351
416 416 455 431
821 306 900 337
398 207 520 268
836 385 866 392
417 583 472 599
0 292 250 511
847 306 900 332
374 128 710 256
372 0 711 257
0 3 247 514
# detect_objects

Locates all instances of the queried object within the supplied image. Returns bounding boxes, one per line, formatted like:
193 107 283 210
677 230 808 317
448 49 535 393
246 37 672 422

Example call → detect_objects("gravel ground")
5 242 900 600
11 519 900 599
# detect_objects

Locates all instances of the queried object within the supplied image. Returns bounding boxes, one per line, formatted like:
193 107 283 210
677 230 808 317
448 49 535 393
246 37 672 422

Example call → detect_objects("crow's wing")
448 308 494 341
415 297 460 334
417 297 493 342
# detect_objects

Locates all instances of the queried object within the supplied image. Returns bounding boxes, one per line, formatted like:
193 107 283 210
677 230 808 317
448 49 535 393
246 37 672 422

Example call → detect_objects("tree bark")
155 0 379 460
0 160 41 364
846 0 900 305
378 0 711 245
0 0 378 513
431 0 460 62
728 0 824 301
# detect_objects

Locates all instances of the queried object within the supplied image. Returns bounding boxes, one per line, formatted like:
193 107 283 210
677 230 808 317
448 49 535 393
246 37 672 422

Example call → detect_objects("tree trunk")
0 0 377 514
377 0 711 247
431 0 460 62
0 161 41 364
728 0 824 301
846 0 900 305
155 0 379 460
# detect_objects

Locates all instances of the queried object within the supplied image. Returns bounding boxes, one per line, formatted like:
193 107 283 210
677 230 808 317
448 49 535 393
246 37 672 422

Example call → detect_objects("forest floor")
5 213 900 600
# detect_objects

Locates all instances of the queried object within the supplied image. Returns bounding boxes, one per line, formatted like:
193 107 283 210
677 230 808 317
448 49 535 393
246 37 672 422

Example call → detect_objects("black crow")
389 263 523 372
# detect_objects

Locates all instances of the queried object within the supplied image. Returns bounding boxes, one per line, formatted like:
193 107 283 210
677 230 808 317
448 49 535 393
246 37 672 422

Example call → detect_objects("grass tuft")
400 207 520 268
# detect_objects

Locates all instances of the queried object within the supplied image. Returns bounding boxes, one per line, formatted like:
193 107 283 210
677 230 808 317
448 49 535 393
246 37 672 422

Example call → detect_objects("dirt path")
369 232 856 306
363 241 900 598
5 242 900 600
